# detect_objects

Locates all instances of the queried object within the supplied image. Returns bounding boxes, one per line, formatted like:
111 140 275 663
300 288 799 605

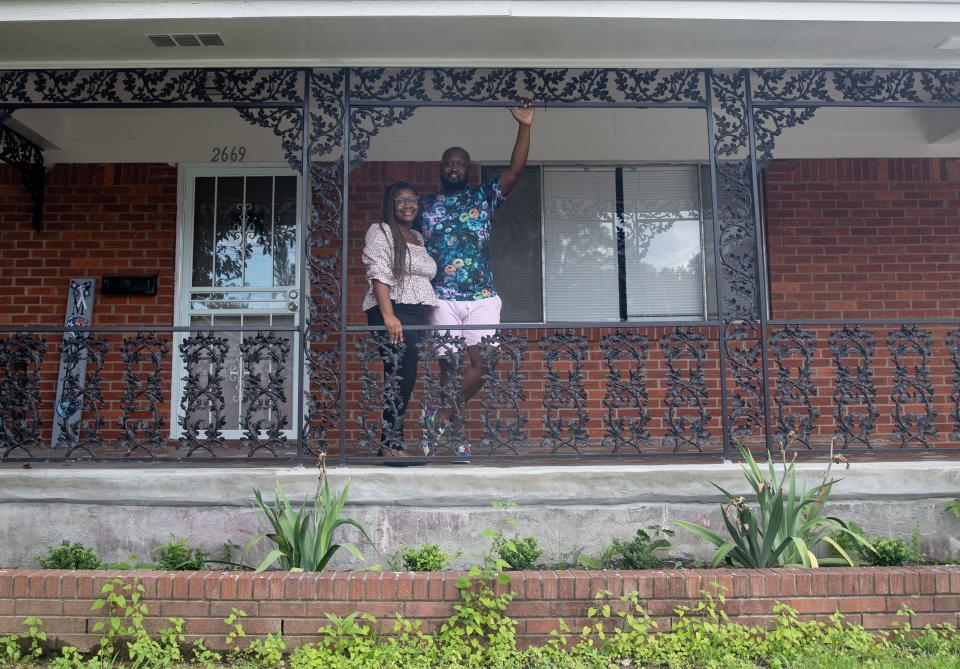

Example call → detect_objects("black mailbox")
101 275 158 296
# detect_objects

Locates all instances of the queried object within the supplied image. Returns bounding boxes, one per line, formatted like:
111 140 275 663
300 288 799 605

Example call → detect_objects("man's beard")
441 174 467 191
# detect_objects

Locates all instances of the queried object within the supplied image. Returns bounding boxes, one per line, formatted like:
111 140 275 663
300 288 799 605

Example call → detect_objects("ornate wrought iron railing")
1 66 960 464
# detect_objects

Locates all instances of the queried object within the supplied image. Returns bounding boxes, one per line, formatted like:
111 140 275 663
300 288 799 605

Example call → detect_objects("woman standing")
362 181 437 461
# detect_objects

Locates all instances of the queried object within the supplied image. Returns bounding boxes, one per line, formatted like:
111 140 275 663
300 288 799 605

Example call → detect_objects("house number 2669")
211 146 247 162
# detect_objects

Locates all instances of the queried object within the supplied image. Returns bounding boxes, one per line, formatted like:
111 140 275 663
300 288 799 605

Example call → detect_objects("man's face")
440 150 470 191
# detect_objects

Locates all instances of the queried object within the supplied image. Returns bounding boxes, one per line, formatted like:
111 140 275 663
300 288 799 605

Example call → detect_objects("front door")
174 167 300 440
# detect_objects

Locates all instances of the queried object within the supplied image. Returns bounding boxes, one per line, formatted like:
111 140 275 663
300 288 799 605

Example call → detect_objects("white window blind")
621 166 705 319
542 167 620 322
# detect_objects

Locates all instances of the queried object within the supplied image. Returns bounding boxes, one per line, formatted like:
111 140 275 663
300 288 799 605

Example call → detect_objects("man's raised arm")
499 101 534 196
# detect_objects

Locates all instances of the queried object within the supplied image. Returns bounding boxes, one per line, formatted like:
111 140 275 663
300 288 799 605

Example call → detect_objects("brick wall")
1 567 958 651
764 158 960 443
766 158 960 321
0 164 177 444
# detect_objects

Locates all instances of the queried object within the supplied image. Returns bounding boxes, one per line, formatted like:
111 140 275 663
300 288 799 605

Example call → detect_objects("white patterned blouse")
361 223 439 311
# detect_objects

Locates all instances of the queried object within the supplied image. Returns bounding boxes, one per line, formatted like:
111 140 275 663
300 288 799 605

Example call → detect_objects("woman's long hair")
379 181 419 292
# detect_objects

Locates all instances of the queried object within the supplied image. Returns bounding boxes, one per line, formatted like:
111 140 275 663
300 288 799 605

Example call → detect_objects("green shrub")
868 536 924 566
154 535 208 570
493 534 543 571
582 525 674 570
395 543 460 571
36 540 101 570
947 498 960 519
675 443 872 568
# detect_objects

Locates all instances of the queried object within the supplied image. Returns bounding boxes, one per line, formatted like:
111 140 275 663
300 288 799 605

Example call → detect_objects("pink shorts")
430 295 502 348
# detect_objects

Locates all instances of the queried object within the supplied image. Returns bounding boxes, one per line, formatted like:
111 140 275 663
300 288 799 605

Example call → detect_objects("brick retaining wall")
1 567 959 650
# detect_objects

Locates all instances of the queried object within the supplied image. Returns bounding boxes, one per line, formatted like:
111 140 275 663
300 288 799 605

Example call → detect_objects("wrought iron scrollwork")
478 332 528 455
887 325 937 448
0 333 47 458
354 333 406 454
178 333 230 457
418 331 468 456
349 67 704 105
350 106 416 169
539 331 589 454
239 332 291 457
0 110 45 231
24 68 303 105
725 324 765 439
118 333 169 457
235 107 303 171
829 326 879 449
300 70 348 456
769 326 819 448
948 329 960 441
56 333 108 459
752 68 960 105
599 330 650 453
659 328 711 452
753 107 818 167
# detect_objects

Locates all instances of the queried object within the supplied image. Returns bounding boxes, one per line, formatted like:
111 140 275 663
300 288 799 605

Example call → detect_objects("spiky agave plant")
250 453 372 572
675 442 873 568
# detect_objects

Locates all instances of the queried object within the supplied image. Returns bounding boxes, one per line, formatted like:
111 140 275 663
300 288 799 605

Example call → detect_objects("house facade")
1 1 960 564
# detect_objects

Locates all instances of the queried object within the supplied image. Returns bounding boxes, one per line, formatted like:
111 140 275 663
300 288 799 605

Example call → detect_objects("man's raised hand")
508 99 535 126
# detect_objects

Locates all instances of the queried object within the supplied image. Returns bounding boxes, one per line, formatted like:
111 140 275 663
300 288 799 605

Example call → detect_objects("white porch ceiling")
1 10 960 68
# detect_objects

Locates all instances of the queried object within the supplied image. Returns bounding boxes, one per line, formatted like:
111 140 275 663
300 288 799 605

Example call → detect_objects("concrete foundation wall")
2 460 959 569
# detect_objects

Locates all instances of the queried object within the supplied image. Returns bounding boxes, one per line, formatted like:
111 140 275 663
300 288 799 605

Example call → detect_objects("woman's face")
393 187 419 225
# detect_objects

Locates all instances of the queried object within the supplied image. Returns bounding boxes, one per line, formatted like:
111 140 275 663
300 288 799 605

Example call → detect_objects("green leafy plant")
250 454 372 573
675 442 872 568
87 578 184 669
835 523 927 567
102 555 157 570
580 525 674 570
153 535 207 571
393 543 461 571
35 540 101 570
0 617 45 668
484 500 543 571
947 498 960 519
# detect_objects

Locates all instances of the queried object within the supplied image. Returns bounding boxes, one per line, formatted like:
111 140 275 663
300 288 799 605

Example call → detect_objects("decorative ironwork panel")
300 70 348 456
887 325 937 448
418 331 468 456
948 329 960 441
829 326 879 449
0 112 44 231
349 106 416 169
178 333 230 457
599 330 650 453
239 332 291 457
354 333 406 455
235 107 303 171
56 333 108 459
0 69 303 105
350 68 705 105
659 328 711 452
751 68 960 105
539 331 589 454
769 326 819 449
478 332 528 455
0 333 47 458
709 71 766 444
117 333 169 457
752 106 818 167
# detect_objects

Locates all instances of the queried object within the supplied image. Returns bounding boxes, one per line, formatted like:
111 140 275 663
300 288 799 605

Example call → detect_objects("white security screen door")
175 167 301 440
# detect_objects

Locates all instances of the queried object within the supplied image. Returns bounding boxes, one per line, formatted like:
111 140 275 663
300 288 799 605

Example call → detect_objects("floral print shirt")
420 179 506 301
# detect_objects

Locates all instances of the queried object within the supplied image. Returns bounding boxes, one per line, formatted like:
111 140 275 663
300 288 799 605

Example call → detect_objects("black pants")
365 302 433 449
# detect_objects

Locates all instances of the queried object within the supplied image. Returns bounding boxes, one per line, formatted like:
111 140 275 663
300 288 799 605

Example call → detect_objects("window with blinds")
483 163 711 323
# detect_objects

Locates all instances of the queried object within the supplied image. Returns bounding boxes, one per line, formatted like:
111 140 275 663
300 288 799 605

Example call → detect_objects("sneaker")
452 442 471 464
420 408 443 456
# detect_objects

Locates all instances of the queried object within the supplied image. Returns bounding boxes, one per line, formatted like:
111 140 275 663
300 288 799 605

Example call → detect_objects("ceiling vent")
147 33 225 48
